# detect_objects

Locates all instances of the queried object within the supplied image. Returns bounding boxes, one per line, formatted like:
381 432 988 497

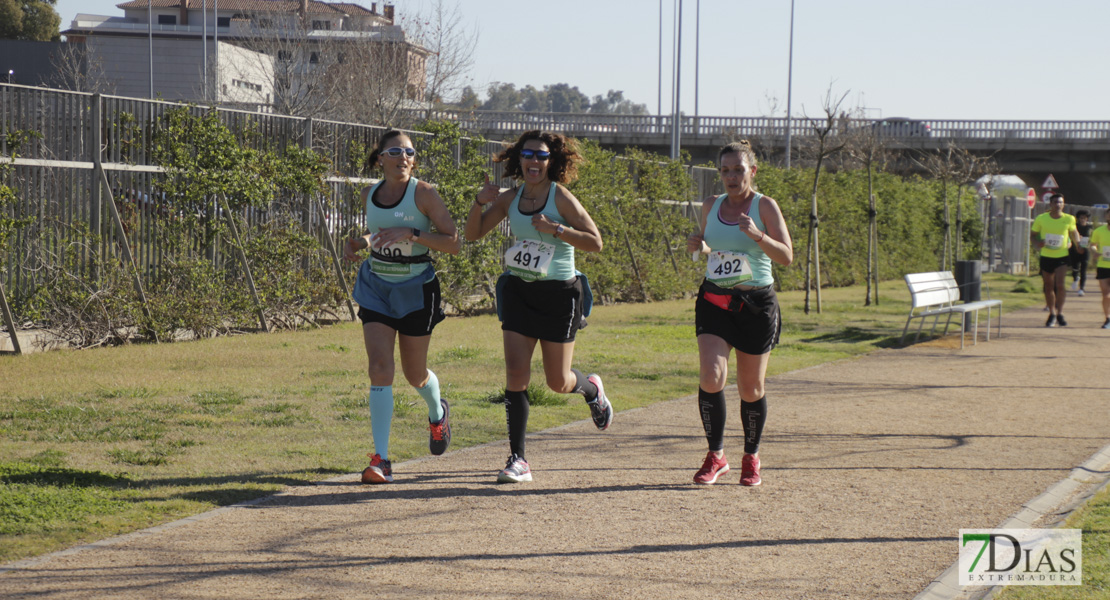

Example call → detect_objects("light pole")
671 0 683 159
148 0 153 98
657 0 662 117
6 70 12 84
784 0 795 168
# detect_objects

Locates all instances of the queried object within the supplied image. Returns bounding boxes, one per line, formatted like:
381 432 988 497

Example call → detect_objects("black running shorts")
1039 255 1070 273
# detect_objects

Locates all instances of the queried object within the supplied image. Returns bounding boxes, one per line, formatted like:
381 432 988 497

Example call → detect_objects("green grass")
994 484 1110 599
0 274 1056 564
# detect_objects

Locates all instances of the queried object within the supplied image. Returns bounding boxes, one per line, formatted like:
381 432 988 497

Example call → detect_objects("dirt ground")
3 293 1110 600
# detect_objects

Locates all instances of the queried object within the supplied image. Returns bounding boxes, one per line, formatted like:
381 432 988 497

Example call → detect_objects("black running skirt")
694 280 781 355
499 274 586 343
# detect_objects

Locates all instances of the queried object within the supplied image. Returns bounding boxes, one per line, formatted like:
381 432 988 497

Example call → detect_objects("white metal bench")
902 271 1003 348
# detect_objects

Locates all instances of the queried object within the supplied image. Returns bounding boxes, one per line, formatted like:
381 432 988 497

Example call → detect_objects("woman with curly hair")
343 130 461 484
686 140 793 487
465 130 613 483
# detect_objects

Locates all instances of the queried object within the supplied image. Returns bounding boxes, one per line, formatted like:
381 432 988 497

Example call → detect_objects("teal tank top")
364 176 431 282
507 182 576 281
702 193 774 288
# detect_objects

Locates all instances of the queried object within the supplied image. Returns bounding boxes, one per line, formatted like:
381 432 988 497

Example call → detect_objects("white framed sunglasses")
381 147 416 157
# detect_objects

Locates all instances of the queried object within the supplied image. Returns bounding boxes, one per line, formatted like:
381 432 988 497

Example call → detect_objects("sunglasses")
519 149 551 160
381 147 416 157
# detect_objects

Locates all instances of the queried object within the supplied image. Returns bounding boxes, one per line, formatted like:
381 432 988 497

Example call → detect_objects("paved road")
3 292 1110 599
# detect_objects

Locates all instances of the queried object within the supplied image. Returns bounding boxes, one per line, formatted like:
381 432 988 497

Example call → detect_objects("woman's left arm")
756 196 793 266
410 181 462 255
533 186 603 253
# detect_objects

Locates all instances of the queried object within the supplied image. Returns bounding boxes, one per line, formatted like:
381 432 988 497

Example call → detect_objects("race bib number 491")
505 239 555 281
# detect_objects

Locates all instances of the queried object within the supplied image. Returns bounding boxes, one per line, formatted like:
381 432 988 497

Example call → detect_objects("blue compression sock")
369 385 394 460
416 370 444 422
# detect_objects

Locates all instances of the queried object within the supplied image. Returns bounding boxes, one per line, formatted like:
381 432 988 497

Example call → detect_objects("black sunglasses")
381 147 416 157
519 149 551 160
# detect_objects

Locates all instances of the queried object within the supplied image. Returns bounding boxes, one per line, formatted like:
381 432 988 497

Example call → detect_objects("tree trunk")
808 154 825 313
955 185 963 262
941 178 951 271
865 162 876 306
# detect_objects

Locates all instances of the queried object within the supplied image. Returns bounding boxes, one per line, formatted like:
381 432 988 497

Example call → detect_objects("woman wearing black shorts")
465 130 613 483
686 140 794 486
343 130 461 484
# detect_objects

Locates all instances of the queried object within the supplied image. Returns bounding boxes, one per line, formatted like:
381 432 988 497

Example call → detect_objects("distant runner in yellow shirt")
1030 193 1084 327
1087 213 1110 329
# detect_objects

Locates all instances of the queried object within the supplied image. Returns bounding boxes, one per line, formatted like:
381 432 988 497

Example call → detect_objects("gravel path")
4 293 1110 599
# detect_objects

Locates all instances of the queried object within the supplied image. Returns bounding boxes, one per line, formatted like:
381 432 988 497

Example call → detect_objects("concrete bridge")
418 109 1110 205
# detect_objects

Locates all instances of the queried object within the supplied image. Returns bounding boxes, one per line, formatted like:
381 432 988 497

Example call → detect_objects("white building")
63 1 428 111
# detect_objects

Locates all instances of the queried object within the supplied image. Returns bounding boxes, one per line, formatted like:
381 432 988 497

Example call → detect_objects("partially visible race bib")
1079 236 1090 249
1102 247 1110 261
505 239 555 281
1044 233 1065 250
706 250 753 288
370 236 415 276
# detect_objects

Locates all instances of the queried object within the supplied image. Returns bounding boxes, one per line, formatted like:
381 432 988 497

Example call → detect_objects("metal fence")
1 84 724 328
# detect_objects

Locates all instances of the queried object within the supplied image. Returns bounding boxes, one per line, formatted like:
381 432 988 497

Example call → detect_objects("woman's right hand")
687 232 706 254
476 173 500 207
343 236 368 262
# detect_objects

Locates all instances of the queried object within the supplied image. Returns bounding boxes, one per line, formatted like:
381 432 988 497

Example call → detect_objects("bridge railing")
405 109 1110 144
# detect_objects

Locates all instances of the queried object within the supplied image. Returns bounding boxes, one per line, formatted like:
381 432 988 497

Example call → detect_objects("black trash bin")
954 260 982 302
954 260 982 330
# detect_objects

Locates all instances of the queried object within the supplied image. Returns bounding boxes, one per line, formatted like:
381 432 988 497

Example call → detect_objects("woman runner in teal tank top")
465 130 614 484
685 140 794 488
342 130 461 485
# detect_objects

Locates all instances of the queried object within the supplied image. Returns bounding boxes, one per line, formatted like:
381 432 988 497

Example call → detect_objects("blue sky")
54 0 1110 121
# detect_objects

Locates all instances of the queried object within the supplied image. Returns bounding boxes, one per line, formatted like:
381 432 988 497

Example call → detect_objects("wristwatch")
554 224 565 238
412 227 420 239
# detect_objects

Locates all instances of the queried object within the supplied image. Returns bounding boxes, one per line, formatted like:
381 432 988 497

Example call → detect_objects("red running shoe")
693 451 730 485
361 453 393 484
428 398 451 456
740 453 761 486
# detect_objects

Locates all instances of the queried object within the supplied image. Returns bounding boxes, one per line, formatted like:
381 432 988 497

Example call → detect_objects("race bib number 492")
505 239 555 281
706 251 753 288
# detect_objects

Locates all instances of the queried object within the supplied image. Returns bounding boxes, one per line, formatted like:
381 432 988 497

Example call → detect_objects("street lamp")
784 0 795 168
7 70 12 84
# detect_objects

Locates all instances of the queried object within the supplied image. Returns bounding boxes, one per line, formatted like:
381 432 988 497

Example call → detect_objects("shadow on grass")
798 326 901 347
1 466 130 487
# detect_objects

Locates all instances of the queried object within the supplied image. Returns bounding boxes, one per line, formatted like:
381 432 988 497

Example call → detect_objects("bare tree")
798 85 850 314
842 108 893 306
230 20 427 125
913 143 997 271
49 41 116 94
408 0 477 109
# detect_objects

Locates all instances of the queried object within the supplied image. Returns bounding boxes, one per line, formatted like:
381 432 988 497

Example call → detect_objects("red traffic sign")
1027 188 1036 208
1042 174 1059 189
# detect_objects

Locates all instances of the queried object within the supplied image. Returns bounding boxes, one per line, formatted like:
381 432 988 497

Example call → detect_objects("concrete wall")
0 40 67 87
86 36 272 103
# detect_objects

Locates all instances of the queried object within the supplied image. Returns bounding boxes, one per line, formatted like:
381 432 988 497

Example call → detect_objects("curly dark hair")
367 130 412 170
494 130 583 184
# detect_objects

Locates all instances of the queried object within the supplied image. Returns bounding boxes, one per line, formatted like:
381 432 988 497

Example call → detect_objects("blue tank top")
364 176 431 282
702 193 774 288
507 182 576 281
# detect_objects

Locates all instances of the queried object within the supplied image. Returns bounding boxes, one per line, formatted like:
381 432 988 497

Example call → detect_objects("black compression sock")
698 388 727 452
571 368 598 401
741 396 767 455
504 389 529 459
